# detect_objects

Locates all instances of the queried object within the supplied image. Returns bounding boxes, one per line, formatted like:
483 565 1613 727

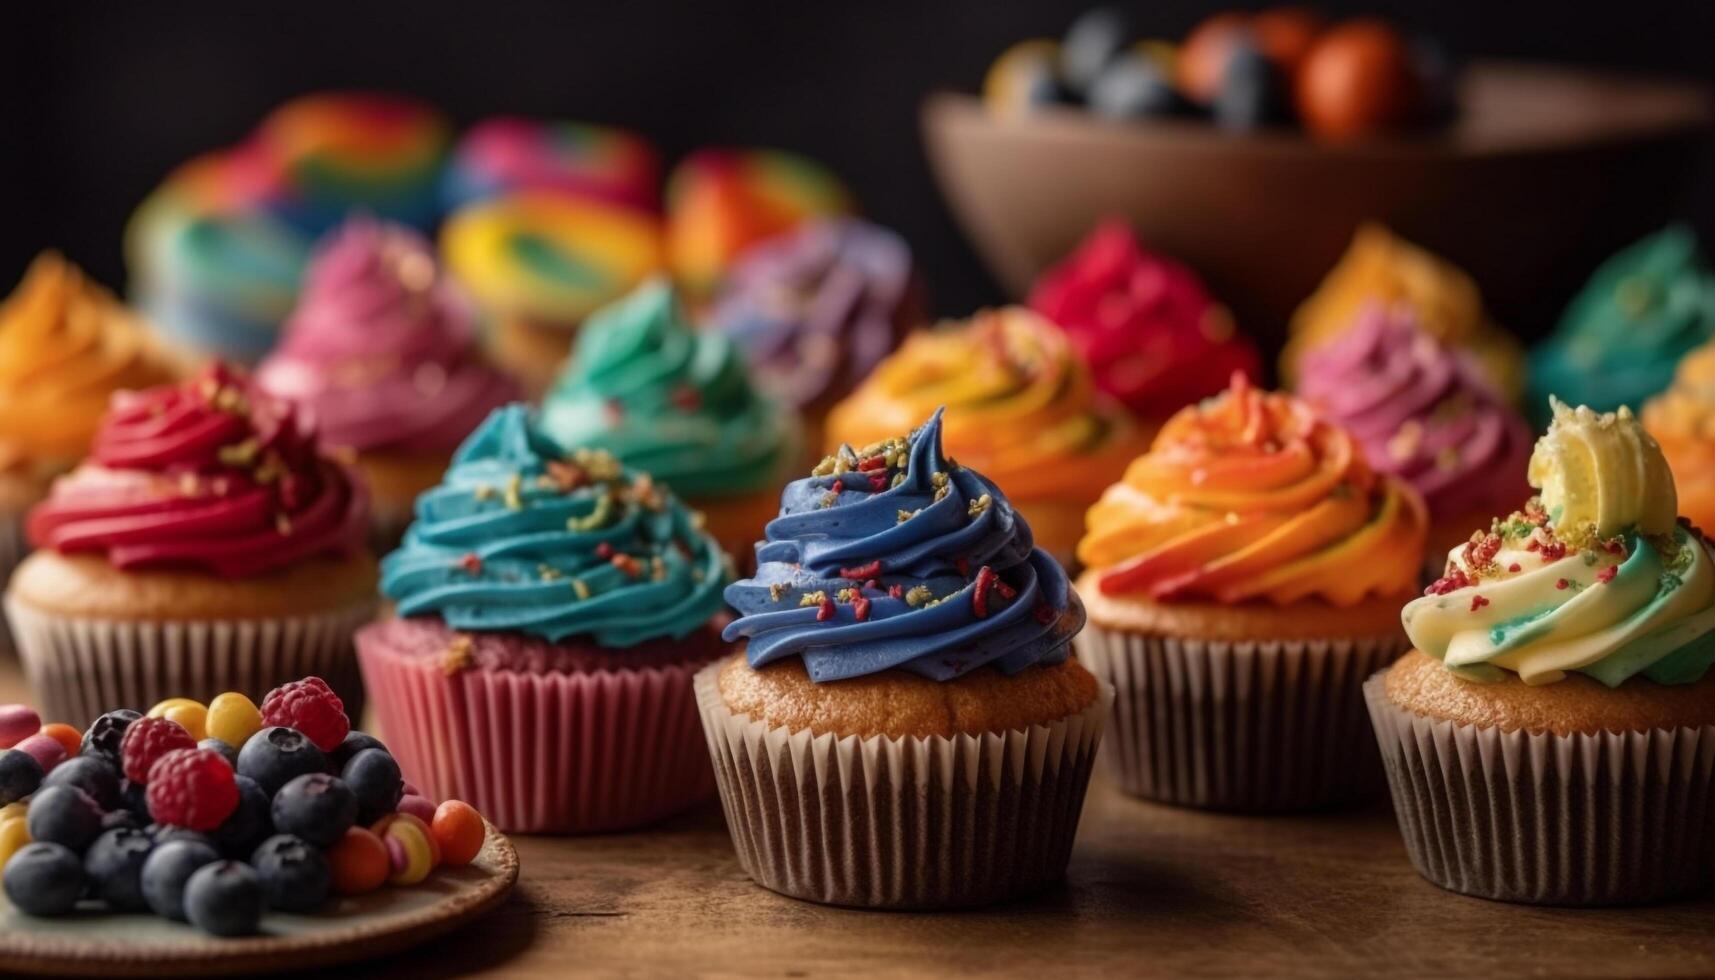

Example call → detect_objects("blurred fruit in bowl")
1296 19 1422 140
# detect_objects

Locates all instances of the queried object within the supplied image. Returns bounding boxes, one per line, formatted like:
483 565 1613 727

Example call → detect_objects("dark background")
4 0 1713 326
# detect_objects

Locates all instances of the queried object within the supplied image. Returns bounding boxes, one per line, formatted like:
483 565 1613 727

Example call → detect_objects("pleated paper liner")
1077 625 1408 812
5 598 375 730
1365 675 1715 906
357 632 719 834
695 662 1114 910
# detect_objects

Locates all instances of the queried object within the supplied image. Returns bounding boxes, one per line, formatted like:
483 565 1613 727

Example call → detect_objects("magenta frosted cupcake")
356 404 734 833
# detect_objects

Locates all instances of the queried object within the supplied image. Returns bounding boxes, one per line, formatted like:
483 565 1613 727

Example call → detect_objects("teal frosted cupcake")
540 278 799 563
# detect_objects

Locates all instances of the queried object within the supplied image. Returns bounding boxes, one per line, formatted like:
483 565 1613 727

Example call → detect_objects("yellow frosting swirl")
1643 341 1715 533
1531 398 1675 539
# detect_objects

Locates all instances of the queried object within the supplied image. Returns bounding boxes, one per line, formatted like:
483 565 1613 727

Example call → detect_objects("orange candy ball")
430 801 485 868
1296 19 1421 140
328 826 391 896
36 724 80 760
1250 7 1324 78
1176 12 1248 106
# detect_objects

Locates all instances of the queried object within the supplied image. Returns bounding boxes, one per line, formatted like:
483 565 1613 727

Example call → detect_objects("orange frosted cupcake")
824 306 1145 563
1076 373 1428 811
1644 337 1715 533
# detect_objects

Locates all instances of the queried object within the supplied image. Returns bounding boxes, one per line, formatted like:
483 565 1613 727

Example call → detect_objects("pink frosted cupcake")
356 404 734 833
257 217 519 546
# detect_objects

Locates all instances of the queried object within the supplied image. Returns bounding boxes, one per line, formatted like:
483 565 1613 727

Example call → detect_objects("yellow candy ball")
0 816 31 870
163 703 209 742
0 801 26 824
207 692 263 748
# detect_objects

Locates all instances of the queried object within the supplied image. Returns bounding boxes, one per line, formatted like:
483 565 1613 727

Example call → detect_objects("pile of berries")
0 678 486 937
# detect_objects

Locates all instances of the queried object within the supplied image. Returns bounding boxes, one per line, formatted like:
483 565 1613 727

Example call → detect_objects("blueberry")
1088 54 1185 120
1214 40 1288 131
27 785 104 852
101 808 141 832
83 827 154 910
141 838 221 921
3 842 85 916
42 755 122 810
197 738 238 768
1061 7 1132 95
215 775 273 859
330 731 387 771
0 749 44 806
249 834 331 913
81 709 141 769
118 779 152 822
237 727 328 796
184 861 264 937
148 825 219 850
341 749 403 824
270 773 356 847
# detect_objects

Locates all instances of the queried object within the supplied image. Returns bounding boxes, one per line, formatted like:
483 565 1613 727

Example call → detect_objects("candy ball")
327 826 391 896
983 40 1066 117
1296 19 1421 140
397 794 437 824
14 735 67 775
1176 12 1248 106
1250 7 1324 78
148 699 209 742
35 724 80 761
430 801 485 868
1061 7 1132 95
0 813 30 870
206 692 263 748
0 705 41 750
373 813 440 886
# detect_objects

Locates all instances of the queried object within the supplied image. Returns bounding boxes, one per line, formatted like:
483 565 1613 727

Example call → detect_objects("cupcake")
1371 398 1715 905
257 217 519 547
706 218 921 452
1281 223 1524 400
824 306 1145 563
1028 218 1260 434
1299 303 1532 559
1529 225 1715 427
356 404 733 833
702 409 1110 908
5 363 376 728
539 279 799 566
440 116 661 213
441 191 664 395
1075 373 1428 811
1644 338 1715 533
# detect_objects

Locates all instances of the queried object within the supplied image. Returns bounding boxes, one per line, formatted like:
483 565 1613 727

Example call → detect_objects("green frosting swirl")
540 278 797 498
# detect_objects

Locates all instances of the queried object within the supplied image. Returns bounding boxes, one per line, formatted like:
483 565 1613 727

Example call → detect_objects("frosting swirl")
722 409 1083 682
1643 339 1715 531
257 217 519 455
1299 304 1531 520
709 219 918 413
1079 373 1427 605
379 405 729 648
0 254 178 475
1403 400 1715 687
1028 219 1260 419
26 364 368 576
440 116 661 213
823 307 1143 503
540 279 797 498
1530 225 1715 423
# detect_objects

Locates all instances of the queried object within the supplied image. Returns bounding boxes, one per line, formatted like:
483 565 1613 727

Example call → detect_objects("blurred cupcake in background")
1299 304 1532 560
707 218 921 452
824 306 1144 563
666 148 852 303
441 191 663 395
1643 335 1715 534
1529 225 1715 427
257 217 519 547
1028 218 1259 437
1281 224 1524 400
540 279 799 565
440 116 661 214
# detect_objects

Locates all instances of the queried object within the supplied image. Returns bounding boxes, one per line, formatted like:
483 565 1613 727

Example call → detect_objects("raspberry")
261 678 350 753
146 749 239 832
120 718 195 784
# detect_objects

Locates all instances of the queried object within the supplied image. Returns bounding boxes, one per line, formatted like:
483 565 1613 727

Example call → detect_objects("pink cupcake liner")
357 627 719 834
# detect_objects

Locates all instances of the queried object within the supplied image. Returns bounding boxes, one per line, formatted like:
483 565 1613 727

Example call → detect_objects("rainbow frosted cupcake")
1373 399 1715 905
441 116 661 213
1076 374 1427 811
824 306 1145 563
701 409 1109 908
357 405 732 833
540 279 799 566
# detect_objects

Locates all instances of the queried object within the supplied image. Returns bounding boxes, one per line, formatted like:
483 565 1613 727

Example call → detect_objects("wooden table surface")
4 663 1714 979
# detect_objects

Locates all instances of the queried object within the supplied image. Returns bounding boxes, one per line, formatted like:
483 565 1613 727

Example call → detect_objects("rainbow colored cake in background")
440 116 661 214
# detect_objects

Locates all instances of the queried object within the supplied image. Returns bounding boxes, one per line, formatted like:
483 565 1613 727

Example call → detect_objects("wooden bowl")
921 61 1712 352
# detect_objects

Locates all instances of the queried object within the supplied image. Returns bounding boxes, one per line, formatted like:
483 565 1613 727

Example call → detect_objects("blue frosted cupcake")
696 409 1111 909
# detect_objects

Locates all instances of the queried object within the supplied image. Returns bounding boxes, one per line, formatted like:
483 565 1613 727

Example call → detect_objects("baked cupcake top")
440 116 661 213
722 409 1083 682
823 306 1143 503
1281 224 1523 400
440 190 663 329
1027 219 1260 419
1529 225 1715 423
256 217 519 456
1403 399 1715 687
1079 373 1428 605
379 405 729 648
540 278 797 498
1299 303 1532 522
0 254 178 476
708 218 917 414
25 363 368 576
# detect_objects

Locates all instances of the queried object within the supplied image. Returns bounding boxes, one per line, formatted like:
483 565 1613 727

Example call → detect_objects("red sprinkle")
956 557 971 578
1524 538 1541 552
1539 540 1568 562
994 577 1018 601
611 553 640 579
1469 594 1490 612
816 597 836 622
1556 578 1570 590
1507 563 1521 573
1424 567 1473 596
595 542 614 559
830 480 845 495
863 579 879 591
888 584 904 599
857 455 888 471
852 595 871 622
1596 565 1618 584
867 471 889 493
839 560 883 581
971 565 998 618
604 399 625 424
457 553 483 575
670 385 702 412
1033 601 1056 625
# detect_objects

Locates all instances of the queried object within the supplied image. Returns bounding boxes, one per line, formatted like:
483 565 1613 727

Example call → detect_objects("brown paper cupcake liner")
0 511 27 655
694 662 1113 909
1365 675 1715 906
5 598 376 729
1077 624 1407 812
